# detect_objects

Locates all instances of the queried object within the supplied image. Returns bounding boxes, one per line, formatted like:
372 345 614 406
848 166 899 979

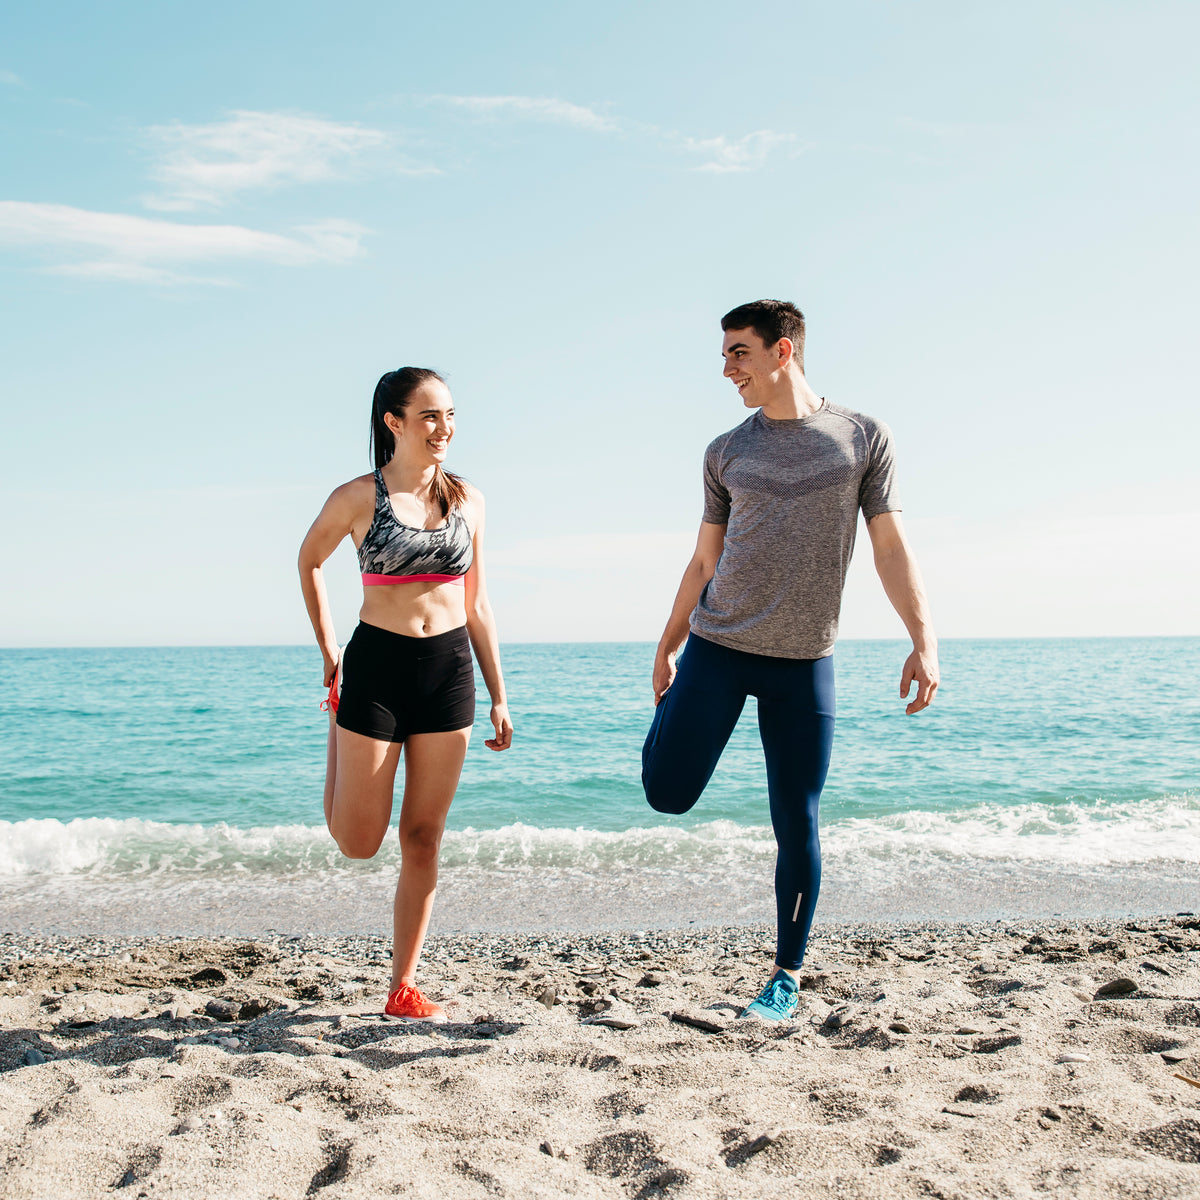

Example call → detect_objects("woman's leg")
321 650 344 830
327 726 403 859
391 727 471 989
323 711 338 831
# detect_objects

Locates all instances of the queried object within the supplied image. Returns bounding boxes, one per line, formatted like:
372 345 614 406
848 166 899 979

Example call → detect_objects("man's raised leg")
642 636 746 816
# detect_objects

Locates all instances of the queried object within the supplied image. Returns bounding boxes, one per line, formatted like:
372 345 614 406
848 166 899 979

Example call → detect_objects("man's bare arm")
652 522 726 701
867 511 939 714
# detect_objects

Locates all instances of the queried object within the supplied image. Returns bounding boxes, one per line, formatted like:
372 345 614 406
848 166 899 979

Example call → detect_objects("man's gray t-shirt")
690 401 901 660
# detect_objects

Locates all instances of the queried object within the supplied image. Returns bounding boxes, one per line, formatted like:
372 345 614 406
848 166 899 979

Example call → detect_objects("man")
642 299 938 1020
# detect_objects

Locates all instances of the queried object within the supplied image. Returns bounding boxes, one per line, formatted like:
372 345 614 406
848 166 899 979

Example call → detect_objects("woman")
298 367 512 1022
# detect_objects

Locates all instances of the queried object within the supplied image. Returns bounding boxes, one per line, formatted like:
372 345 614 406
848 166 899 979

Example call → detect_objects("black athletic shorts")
335 621 476 742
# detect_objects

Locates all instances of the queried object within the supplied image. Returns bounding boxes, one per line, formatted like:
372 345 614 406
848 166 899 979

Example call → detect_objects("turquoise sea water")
1 638 1198 929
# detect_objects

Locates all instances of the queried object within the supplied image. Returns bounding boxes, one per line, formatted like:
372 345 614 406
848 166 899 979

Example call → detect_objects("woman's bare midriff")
359 581 467 638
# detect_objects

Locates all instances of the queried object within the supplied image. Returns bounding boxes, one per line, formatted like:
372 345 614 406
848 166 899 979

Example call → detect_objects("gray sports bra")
358 469 474 586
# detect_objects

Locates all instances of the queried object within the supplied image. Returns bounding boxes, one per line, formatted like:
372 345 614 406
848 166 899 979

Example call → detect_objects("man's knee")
642 771 698 816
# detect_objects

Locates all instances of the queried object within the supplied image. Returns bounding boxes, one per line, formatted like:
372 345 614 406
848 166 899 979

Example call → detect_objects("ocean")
1 638 1197 935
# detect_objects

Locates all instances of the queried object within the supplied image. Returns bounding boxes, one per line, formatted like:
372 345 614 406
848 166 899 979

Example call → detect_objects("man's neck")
758 367 823 421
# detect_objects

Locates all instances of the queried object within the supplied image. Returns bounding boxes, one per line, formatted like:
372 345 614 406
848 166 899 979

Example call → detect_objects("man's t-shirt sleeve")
858 419 901 521
702 438 732 524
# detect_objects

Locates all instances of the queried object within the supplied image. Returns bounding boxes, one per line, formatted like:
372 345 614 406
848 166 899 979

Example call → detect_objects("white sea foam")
0 817 355 878
1 794 1196 882
824 795 1200 867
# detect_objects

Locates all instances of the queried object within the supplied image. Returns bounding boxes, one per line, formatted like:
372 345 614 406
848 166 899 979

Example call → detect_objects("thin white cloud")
0 69 22 86
429 97 797 177
683 130 798 173
145 110 393 210
0 202 367 281
433 94 616 133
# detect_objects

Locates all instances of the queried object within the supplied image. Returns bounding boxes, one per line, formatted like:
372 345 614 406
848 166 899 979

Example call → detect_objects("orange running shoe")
320 648 344 715
384 983 447 1023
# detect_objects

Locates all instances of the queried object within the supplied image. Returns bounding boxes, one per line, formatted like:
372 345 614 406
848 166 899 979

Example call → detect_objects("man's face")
721 327 785 408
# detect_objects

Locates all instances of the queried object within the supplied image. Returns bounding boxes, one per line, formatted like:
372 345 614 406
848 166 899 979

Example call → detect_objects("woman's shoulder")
325 472 378 514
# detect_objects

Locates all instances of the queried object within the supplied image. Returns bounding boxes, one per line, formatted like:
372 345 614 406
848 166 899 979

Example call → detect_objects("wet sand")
4 857 1199 937
2 916 1199 1197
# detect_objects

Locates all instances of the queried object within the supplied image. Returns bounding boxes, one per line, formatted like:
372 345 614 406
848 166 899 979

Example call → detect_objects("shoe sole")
739 1006 797 1022
382 1011 448 1024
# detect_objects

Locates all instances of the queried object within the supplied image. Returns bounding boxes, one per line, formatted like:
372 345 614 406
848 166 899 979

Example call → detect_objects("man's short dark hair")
721 300 805 368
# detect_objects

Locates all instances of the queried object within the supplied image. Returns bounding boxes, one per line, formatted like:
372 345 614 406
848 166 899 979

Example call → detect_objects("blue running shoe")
740 970 800 1021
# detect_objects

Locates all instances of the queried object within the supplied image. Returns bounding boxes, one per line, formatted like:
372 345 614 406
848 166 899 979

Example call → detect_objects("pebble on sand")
824 1004 855 1029
1094 978 1139 997
670 1011 726 1035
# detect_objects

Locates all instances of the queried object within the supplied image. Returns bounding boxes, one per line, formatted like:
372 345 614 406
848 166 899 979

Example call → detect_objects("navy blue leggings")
642 634 835 970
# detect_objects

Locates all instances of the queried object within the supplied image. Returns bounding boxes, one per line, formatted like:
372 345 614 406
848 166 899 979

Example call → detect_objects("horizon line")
1 633 1198 652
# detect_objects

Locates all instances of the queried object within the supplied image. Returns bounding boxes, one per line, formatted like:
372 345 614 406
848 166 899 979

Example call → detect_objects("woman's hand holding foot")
486 703 513 751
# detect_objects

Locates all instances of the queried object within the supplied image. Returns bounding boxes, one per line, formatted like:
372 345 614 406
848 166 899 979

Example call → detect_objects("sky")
1 0 1197 647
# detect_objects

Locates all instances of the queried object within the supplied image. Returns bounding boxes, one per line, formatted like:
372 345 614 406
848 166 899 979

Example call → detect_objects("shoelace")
757 980 791 1010
389 983 424 1006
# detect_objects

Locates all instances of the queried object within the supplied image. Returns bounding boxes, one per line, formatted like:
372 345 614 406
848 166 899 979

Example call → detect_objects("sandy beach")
1 915 1198 1197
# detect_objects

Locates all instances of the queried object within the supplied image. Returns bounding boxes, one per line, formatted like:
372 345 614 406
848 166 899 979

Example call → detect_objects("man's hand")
867 514 939 714
901 648 939 714
652 650 677 705
650 523 724 706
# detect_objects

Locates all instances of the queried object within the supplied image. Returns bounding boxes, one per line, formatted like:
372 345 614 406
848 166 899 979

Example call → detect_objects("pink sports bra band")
357 470 474 583
361 572 465 587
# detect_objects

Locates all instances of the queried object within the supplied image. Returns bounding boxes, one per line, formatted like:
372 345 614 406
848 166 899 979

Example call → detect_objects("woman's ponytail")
430 463 470 517
370 375 397 471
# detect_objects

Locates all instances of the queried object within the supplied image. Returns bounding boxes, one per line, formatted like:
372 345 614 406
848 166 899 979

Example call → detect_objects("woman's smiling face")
388 380 455 462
